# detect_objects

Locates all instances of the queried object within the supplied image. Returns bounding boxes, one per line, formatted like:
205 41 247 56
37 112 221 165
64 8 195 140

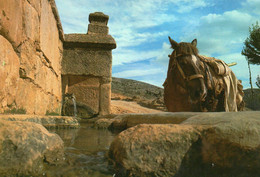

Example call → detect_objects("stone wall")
0 0 63 115
62 12 116 118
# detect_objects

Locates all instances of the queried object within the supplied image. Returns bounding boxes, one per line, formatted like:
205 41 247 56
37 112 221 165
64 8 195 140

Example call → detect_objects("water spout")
72 93 77 117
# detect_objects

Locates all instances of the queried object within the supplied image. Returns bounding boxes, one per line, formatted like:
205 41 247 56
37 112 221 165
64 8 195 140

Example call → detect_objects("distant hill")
112 77 163 100
111 77 166 111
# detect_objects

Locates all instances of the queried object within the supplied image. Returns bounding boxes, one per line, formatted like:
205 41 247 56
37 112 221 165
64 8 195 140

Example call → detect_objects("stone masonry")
62 12 116 118
0 0 63 115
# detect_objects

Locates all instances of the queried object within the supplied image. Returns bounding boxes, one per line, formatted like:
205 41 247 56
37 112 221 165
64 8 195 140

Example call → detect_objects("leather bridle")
174 54 204 82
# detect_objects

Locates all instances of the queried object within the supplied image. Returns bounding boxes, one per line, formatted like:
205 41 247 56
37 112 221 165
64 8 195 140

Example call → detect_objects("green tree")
242 21 260 92
242 21 260 65
256 75 260 89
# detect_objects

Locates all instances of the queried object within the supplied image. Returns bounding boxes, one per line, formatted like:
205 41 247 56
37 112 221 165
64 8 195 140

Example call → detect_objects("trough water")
47 122 117 177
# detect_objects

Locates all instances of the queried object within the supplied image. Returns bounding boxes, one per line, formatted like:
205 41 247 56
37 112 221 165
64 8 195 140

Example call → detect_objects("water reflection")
48 123 117 177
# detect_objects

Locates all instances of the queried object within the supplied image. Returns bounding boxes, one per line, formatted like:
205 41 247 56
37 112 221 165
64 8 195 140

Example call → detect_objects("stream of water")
72 94 77 117
47 123 117 177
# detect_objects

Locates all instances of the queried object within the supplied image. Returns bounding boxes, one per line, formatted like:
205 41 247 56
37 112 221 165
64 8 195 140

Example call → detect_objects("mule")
163 36 244 112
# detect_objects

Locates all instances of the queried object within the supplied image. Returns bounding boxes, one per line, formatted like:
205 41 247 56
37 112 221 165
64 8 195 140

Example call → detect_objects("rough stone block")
19 40 61 100
88 23 109 35
15 79 37 114
23 0 40 42
19 40 38 79
62 49 112 77
67 75 100 114
89 12 109 25
40 0 61 74
46 94 61 115
35 54 61 99
100 83 111 115
34 88 48 115
0 35 20 111
15 78 61 115
0 0 23 47
26 0 41 14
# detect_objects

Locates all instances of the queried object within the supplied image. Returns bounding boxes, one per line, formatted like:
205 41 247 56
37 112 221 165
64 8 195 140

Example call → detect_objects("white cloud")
242 0 260 15
168 0 208 13
155 42 172 66
113 68 162 78
112 30 169 49
113 49 160 65
113 41 173 66
181 10 256 56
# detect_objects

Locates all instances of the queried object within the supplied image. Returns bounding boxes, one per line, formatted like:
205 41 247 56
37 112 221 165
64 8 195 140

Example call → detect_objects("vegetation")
45 111 60 116
244 89 260 110
256 75 260 88
4 108 26 114
242 21 260 65
241 21 260 95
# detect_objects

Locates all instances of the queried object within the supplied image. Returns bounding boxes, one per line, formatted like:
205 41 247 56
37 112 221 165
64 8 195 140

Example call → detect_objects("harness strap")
176 60 204 81
186 74 204 81
176 62 187 80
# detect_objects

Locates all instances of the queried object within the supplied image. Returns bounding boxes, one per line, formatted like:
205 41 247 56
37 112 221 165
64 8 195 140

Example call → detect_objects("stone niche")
0 0 63 115
62 12 116 118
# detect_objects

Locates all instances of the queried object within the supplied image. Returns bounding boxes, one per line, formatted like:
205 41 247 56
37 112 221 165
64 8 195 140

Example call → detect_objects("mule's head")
168 36 207 103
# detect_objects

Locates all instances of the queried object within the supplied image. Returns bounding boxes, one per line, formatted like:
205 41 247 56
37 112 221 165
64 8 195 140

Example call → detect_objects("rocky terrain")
111 77 166 112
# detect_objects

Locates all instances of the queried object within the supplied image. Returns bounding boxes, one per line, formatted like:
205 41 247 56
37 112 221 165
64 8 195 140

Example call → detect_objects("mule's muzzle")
190 82 207 103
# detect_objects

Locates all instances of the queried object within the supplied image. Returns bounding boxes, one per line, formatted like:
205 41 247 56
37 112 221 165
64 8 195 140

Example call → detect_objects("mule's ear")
168 36 178 49
191 39 197 47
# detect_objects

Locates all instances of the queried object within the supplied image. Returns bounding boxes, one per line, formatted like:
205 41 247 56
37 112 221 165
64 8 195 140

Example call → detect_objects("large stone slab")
182 111 260 170
62 48 112 77
109 124 202 176
109 111 260 177
67 75 100 115
0 0 23 47
0 35 20 112
95 112 200 130
19 40 61 99
15 79 61 115
40 0 61 74
0 120 64 176
0 114 79 128
99 83 111 115
23 0 40 42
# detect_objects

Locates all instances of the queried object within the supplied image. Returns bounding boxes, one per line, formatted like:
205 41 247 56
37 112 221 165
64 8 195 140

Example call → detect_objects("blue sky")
56 0 260 88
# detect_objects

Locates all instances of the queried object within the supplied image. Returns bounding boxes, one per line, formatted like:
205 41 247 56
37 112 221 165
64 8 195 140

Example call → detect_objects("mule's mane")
174 42 199 56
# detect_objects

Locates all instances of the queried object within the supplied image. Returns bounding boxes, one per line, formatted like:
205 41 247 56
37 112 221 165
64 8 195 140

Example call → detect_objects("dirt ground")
111 100 162 114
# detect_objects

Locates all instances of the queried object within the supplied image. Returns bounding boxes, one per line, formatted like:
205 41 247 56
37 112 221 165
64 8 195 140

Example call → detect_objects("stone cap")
89 12 109 25
88 12 110 35
64 33 116 49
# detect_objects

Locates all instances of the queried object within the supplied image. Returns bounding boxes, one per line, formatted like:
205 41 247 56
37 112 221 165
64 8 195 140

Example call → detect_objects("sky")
55 0 260 88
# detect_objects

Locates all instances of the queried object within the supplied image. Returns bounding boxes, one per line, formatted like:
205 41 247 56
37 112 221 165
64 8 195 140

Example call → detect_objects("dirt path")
111 100 162 114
